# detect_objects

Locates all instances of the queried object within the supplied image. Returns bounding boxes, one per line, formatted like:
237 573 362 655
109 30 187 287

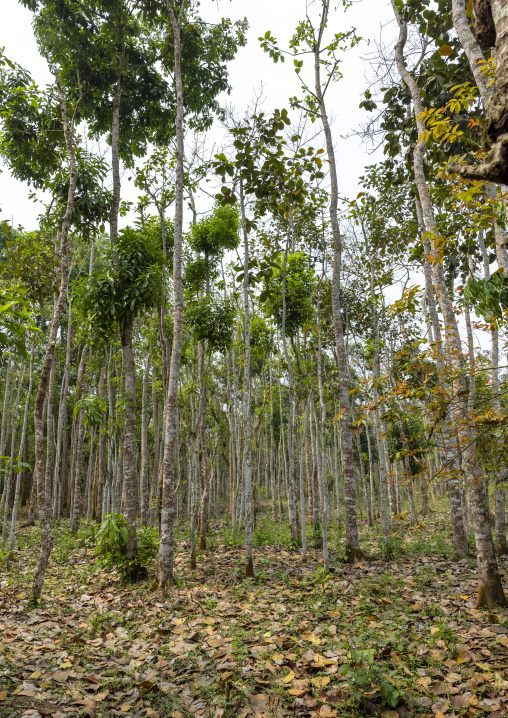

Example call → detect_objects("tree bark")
197 341 210 550
240 179 254 577
120 314 145 580
157 0 189 588
140 353 151 527
312 14 361 561
95 361 107 523
70 345 88 533
452 0 508 182
9 346 34 552
393 2 505 607
32 70 77 601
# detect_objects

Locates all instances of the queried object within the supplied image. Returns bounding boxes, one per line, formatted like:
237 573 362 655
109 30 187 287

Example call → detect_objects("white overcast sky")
0 0 396 229
0 0 495 352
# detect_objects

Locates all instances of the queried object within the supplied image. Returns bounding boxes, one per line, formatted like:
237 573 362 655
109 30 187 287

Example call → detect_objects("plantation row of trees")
2 0 508 609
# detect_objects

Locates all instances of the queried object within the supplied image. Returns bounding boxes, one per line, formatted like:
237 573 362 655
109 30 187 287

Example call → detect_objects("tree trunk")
157 0 188 589
95 361 107 523
394 2 505 607
32 71 76 600
120 314 145 581
70 345 88 534
316 294 329 568
452 0 508 183
9 346 35 552
240 179 254 578
198 341 209 550
0 354 13 460
314 37 361 560
140 353 151 527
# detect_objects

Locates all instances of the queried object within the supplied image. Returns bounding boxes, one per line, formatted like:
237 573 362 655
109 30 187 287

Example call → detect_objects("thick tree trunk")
394 3 505 607
198 341 210 550
310 3 360 561
149 367 160 526
95 362 107 523
9 346 34 552
2 365 23 542
316 295 329 568
453 0 491 105
0 354 12 460
452 0 508 182
300 400 309 563
43 361 56 520
240 179 254 577
32 71 76 600
140 353 151 527
70 345 88 534
120 314 145 581
158 0 189 588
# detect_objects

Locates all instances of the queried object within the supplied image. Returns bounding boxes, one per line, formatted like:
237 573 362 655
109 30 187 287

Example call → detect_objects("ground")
1 507 508 718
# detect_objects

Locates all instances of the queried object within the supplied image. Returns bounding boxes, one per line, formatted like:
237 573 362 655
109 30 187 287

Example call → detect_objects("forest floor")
1 506 508 718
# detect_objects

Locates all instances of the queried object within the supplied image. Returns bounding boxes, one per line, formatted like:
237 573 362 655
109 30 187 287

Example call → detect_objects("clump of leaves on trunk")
94 513 158 581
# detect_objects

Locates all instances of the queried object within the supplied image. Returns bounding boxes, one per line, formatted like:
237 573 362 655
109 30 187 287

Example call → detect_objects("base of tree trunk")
451 549 470 561
127 563 148 583
496 540 508 557
476 576 507 609
345 546 364 563
190 552 197 570
245 557 254 577
199 536 206 550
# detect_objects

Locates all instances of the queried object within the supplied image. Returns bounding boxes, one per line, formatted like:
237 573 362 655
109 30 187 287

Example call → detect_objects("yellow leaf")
495 672 508 689
438 45 453 56
29 671 41 680
283 670 295 684
15 593 24 600
476 662 493 671
311 676 330 688
456 650 471 664
121 706 131 713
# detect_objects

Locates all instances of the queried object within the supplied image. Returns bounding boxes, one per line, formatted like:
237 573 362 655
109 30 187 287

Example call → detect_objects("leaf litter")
1 517 508 718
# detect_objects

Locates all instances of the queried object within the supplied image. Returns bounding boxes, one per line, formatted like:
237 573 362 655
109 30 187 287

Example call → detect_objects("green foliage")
250 316 273 374
22 1 247 161
47 150 112 237
189 204 240 257
339 647 400 708
139 215 174 263
80 227 162 343
0 53 63 188
0 230 59 306
94 513 157 580
73 394 107 428
264 252 314 336
186 295 235 351
0 286 39 359
464 269 508 322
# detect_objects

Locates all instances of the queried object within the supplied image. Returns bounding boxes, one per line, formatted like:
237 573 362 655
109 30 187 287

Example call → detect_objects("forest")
2 0 508 716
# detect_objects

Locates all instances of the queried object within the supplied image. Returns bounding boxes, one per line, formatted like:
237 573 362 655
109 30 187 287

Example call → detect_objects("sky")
0 0 494 352
0 0 396 229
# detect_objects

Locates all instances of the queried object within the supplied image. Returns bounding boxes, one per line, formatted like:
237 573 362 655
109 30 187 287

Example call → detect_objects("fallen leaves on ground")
1 513 508 717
